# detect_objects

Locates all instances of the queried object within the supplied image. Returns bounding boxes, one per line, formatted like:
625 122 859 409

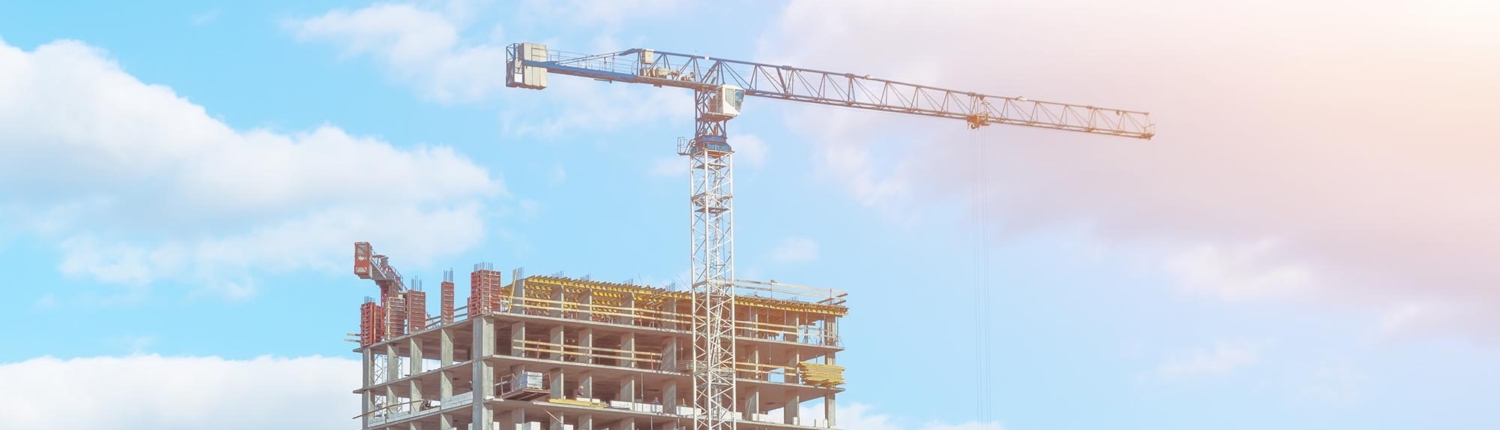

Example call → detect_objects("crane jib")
510 45 1153 138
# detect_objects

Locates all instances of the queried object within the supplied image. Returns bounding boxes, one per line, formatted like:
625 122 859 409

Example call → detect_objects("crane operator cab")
704 85 745 121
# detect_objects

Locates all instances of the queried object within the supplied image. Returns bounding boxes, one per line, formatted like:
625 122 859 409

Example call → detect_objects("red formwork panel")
441 281 455 323
387 294 406 337
470 269 500 315
479 270 504 312
360 301 385 346
407 290 427 331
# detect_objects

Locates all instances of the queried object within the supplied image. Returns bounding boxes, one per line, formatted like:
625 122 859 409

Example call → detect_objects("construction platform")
353 266 848 430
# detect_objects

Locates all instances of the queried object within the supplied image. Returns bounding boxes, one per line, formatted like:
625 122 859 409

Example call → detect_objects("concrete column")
783 394 801 425
579 372 594 400
441 328 455 366
785 350 801 384
785 314 801 343
826 319 839 347
613 418 636 430
550 367 567 400
663 381 678 414
581 291 594 322
472 317 495 430
550 283 564 318
578 414 593 430
362 348 374 430
621 333 636 368
549 326 565 361
510 321 527 358
386 344 399 422
825 351 837 427
619 294 636 325
580 328 594 365
510 269 526 315
508 409 526 430
742 389 760 421
825 392 837 428
410 337 425 414
662 337 678 373
440 327 454 411
618 377 637 405
746 346 761 380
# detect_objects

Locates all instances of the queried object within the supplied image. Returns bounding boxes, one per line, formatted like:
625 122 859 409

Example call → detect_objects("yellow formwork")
513 276 849 318
798 362 846 388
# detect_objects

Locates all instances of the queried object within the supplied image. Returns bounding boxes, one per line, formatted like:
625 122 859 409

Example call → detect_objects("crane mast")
506 42 1154 430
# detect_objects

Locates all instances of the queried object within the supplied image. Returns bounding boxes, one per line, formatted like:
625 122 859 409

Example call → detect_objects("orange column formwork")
441 279 455 324
469 264 502 315
387 293 407 337
359 299 384 346
468 273 488 315
407 289 427 331
474 268 503 312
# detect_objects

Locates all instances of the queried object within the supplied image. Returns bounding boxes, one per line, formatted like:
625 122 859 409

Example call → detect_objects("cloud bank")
0 38 504 299
760 0 1500 338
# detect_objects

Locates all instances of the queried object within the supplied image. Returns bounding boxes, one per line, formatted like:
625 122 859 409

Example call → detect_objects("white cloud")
291 3 508 103
1164 239 1314 301
771 237 819 264
649 155 684 177
1157 340 1263 380
796 402 1003 430
0 39 503 299
189 8 220 26
1295 363 1367 407
0 354 359 430
0 357 991 430
761 0 1500 337
732 134 768 167
292 1 694 138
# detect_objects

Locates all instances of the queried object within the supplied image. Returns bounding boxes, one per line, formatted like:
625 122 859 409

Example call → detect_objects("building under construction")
352 242 848 430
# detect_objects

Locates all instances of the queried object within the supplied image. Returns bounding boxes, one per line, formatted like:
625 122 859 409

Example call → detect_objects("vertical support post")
362 347 374 430
619 377 637 405
549 326 564 361
472 317 495 430
825 349 838 428
439 326 454 430
386 343 399 419
409 337 424 415
580 328 594 365
511 322 527 358
550 368 566 400
664 380 679 415
510 268 527 315
783 394 801 426
662 337 678 373
621 333 637 368
550 283 564 318
742 389 760 421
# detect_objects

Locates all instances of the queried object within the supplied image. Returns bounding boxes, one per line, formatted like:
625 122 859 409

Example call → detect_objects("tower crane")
505 42 1154 430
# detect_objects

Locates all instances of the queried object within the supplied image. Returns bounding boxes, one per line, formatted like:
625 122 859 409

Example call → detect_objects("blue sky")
2 1 1499 429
